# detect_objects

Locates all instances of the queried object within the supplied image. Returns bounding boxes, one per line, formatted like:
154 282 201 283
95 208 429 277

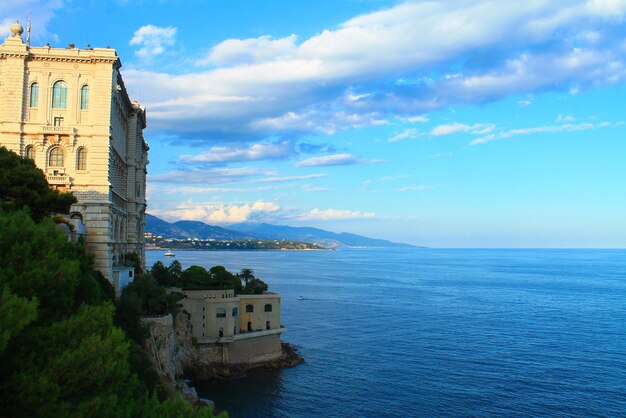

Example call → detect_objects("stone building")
181 289 284 368
0 23 148 291
181 289 283 341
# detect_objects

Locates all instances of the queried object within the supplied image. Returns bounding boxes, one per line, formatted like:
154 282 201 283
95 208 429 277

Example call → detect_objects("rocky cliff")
140 312 303 404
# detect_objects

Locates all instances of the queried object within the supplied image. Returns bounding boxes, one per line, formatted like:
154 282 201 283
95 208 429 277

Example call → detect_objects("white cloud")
556 114 576 123
297 208 376 221
302 185 333 192
296 153 381 167
149 167 274 184
470 120 622 145
1 1 66 44
251 173 329 183
199 35 298 66
130 24 176 58
252 110 388 136
430 123 495 136
517 100 532 107
175 186 277 194
404 115 429 123
151 200 279 224
180 141 293 164
123 0 626 139
388 128 418 143
399 185 429 192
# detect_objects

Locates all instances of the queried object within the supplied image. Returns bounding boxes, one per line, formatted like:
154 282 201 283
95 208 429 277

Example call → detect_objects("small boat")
297 296 304 301
164 251 175 257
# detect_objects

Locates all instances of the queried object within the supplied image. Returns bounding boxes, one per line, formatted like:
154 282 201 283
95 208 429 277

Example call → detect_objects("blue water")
146 248 626 417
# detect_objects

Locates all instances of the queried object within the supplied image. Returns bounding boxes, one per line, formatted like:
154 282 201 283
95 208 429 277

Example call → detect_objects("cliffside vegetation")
149 261 268 294
0 148 224 417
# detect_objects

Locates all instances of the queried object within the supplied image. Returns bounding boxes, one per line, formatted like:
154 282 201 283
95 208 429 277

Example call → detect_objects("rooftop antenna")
26 18 31 46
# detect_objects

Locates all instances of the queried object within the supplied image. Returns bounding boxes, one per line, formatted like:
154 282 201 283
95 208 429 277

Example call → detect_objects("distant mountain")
227 223 416 248
145 214 252 240
146 214 417 248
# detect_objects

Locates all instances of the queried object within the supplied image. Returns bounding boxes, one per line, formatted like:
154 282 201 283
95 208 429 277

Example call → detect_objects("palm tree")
240 268 255 288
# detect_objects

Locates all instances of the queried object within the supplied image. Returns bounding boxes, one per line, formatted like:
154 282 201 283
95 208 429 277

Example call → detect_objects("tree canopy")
0 146 76 221
0 148 223 417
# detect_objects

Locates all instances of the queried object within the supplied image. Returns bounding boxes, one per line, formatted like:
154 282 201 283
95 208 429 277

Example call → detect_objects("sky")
3 0 626 247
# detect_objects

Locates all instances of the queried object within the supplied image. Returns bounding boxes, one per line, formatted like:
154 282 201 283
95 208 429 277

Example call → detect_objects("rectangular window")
216 308 226 318
80 85 89 109
52 82 68 109
29 84 39 108
232 308 238 317
54 117 64 127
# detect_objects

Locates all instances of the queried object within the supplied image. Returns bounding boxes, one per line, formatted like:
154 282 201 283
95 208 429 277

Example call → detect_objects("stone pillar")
0 32 28 153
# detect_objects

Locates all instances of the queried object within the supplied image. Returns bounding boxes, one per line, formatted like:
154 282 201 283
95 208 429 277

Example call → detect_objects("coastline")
146 245 332 252
142 313 304 409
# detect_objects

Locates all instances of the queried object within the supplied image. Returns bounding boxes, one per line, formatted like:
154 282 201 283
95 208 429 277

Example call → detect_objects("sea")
146 248 626 418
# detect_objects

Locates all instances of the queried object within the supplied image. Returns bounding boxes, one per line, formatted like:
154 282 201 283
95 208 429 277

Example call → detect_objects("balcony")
41 125 75 133
46 173 71 186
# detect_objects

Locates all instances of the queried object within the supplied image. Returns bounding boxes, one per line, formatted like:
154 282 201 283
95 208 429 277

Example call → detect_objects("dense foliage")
150 262 268 294
0 149 223 417
0 146 76 221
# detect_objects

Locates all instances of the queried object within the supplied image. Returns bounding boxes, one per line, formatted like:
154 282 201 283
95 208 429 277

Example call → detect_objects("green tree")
120 274 168 316
0 152 223 417
209 265 234 288
168 260 183 285
1 304 136 417
151 260 183 287
151 261 172 286
0 289 38 355
0 146 76 221
239 268 255 287
181 265 212 287
0 210 81 321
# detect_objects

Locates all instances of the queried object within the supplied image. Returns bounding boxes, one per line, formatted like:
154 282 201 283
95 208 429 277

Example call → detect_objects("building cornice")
0 43 120 66
27 55 119 64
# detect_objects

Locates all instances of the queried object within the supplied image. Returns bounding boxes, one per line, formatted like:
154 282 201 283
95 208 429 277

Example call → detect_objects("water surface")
147 248 626 417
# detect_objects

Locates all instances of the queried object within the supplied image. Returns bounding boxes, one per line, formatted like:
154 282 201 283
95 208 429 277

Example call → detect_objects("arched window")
264 304 273 312
80 85 89 110
76 148 87 170
29 83 39 108
52 81 68 109
48 147 64 167
25 145 35 160
245 304 254 313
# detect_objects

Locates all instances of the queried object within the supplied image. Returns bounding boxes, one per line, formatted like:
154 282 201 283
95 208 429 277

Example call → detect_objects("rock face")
141 314 206 407
141 312 303 384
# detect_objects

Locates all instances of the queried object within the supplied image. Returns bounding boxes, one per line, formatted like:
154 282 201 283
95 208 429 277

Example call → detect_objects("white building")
0 23 148 291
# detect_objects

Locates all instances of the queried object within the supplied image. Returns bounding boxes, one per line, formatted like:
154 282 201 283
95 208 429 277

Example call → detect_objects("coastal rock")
141 311 303 394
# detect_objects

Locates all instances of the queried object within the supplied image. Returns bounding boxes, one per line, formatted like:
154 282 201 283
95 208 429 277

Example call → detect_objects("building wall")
0 28 148 288
218 333 283 369
181 290 282 339
239 293 282 333
182 289 240 339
